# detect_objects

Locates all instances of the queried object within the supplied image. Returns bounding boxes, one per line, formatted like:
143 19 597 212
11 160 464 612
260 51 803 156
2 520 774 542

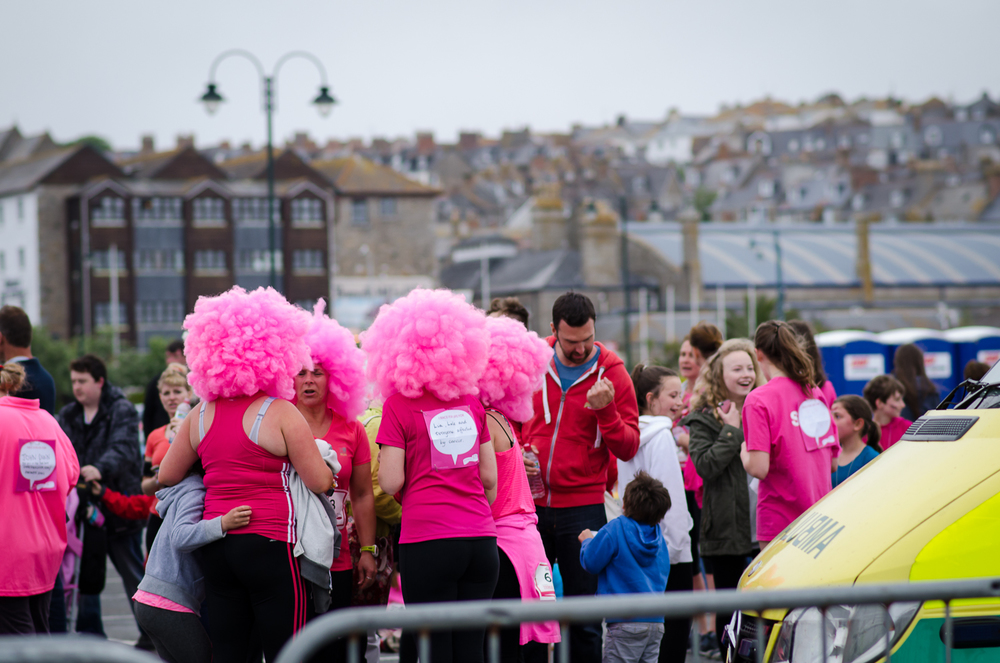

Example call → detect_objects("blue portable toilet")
816 330 888 397
943 326 1000 377
877 328 956 395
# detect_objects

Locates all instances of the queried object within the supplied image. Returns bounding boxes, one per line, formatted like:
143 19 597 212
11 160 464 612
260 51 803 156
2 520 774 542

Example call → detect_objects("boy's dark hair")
0 305 32 348
552 292 596 329
964 360 990 382
70 354 108 384
166 338 185 354
622 471 672 526
863 374 905 410
487 297 529 327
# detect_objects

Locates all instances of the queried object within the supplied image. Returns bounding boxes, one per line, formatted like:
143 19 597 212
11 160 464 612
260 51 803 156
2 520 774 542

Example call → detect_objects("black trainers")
700 632 721 659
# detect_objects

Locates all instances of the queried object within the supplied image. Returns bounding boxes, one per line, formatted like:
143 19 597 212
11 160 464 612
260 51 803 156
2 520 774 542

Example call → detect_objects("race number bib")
534 563 556 601
16 439 57 492
423 407 480 471
797 399 836 452
328 489 348 529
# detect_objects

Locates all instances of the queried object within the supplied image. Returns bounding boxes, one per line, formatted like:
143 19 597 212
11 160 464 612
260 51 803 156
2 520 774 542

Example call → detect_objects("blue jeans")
535 503 607 663
76 529 146 636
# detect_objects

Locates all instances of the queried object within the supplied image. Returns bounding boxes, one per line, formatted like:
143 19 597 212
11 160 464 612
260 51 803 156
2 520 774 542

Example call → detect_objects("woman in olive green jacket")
683 338 765 651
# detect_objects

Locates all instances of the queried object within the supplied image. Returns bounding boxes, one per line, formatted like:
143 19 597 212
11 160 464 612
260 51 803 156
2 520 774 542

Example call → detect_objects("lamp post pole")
200 50 336 293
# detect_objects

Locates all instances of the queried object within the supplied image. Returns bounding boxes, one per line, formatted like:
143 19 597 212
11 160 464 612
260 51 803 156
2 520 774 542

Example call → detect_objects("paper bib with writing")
798 399 835 452
534 563 556 601
17 439 57 492
423 407 480 471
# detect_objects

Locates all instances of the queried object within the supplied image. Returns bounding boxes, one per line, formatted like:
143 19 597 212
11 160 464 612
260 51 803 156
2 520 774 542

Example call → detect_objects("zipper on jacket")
545 391 567 507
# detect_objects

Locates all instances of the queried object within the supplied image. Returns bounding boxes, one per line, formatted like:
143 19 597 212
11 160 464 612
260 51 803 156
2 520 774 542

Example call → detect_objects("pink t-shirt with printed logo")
321 412 371 572
743 377 840 542
377 392 496 544
879 417 912 451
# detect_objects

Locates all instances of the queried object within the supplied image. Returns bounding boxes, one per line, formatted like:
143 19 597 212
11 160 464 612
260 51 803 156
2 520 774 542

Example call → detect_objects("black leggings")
200 534 307 663
400 536 499 663
659 562 694 663
306 569 354 663
135 601 212 663
703 555 749 651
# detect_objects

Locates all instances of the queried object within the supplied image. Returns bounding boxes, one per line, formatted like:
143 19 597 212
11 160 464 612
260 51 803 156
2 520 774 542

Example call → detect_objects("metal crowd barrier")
274 577 1000 663
0 578 996 662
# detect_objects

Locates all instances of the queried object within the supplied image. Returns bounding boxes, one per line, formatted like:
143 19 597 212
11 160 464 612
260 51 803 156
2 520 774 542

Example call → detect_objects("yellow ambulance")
725 363 1000 662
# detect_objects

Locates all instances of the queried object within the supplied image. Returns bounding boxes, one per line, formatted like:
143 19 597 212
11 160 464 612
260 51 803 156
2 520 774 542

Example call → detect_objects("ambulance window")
942 617 1000 649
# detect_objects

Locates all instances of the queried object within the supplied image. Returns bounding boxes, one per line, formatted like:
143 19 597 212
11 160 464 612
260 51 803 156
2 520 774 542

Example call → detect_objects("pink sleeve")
353 423 372 465
376 399 405 450
743 396 773 454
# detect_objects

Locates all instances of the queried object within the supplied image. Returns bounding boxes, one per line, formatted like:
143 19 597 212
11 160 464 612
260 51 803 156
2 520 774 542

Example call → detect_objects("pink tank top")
488 410 536 521
199 395 296 543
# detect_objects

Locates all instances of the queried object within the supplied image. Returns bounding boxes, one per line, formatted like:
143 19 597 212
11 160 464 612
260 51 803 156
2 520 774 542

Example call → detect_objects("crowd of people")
0 287 967 663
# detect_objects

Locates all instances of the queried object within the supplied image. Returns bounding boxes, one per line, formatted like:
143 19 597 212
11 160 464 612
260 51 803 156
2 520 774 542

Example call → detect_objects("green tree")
30 330 172 409
725 295 801 339
61 135 113 153
693 188 717 221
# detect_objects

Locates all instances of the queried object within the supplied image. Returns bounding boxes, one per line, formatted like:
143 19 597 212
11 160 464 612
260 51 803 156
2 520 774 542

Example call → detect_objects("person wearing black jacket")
0 305 56 415
57 354 146 642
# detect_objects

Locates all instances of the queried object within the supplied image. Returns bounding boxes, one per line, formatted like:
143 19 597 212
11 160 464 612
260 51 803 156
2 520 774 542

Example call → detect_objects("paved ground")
95 561 712 662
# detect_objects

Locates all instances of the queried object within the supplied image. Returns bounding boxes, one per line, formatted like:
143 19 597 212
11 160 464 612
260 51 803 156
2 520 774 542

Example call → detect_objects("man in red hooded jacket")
521 292 640 663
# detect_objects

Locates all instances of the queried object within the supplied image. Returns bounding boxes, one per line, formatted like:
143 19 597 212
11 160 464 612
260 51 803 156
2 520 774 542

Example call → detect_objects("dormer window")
788 139 800 153
980 126 996 145
758 179 774 198
838 134 851 149
924 126 943 147
193 197 226 226
890 131 906 149
890 190 906 209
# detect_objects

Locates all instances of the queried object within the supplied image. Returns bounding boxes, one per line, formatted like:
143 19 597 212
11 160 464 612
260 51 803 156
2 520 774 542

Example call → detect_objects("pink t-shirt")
743 377 840 542
377 392 496 544
818 380 837 408
880 417 912 450
0 397 80 596
321 412 371 572
133 589 195 614
487 409 536 522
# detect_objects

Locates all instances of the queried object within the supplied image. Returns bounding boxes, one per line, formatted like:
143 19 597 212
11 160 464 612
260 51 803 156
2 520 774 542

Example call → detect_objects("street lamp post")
199 50 336 292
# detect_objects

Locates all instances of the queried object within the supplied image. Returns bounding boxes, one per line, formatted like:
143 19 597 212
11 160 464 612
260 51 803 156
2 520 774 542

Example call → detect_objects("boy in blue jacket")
579 471 671 663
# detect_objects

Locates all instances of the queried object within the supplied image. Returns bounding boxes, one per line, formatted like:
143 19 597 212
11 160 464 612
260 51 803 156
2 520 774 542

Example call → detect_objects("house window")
193 250 227 272
815 138 826 151
233 198 281 223
838 134 851 149
0 251 4 271
924 126 943 147
379 197 397 216
94 302 129 328
91 197 125 225
980 126 996 145
292 249 324 274
890 190 906 209
351 199 369 225
135 249 184 273
193 197 226 225
787 139 800 153
236 250 283 273
133 197 182 221
91 248 127 271
17 197 24 220
852 194 865 211
138 300 184 324
890 131 905 149
291 198 324 225
18 248 25 269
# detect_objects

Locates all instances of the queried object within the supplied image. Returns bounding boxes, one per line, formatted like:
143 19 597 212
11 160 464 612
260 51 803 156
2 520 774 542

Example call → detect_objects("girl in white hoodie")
620 364 694 663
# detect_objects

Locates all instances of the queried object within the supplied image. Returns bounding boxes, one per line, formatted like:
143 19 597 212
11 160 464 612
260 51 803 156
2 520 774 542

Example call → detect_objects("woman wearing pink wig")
364 288 498 663
159 287 333 663
477 315 560 663
294 300 376 662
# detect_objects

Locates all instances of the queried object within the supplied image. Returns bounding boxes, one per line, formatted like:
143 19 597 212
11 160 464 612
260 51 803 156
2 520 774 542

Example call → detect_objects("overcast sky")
3 0 998 151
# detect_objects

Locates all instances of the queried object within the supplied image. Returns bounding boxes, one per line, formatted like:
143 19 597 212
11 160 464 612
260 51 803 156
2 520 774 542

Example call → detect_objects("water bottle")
166 401 192 443
523 448 547 500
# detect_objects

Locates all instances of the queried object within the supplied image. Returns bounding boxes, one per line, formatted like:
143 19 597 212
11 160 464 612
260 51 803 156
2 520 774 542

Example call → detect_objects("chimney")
140 135 155 155
580 202 621 287
530 184 566 251
458 132 481 151
416 132 436 155
176 134 195 150
680 206 701 305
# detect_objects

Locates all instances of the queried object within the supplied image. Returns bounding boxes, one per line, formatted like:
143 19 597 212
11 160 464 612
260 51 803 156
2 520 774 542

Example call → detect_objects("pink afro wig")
302 299 367 421
183 286 312 402
360 288 489 401
478 316 553 422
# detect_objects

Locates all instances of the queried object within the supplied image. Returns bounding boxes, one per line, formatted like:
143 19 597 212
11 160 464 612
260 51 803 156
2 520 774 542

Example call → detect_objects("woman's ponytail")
754 320 815 395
